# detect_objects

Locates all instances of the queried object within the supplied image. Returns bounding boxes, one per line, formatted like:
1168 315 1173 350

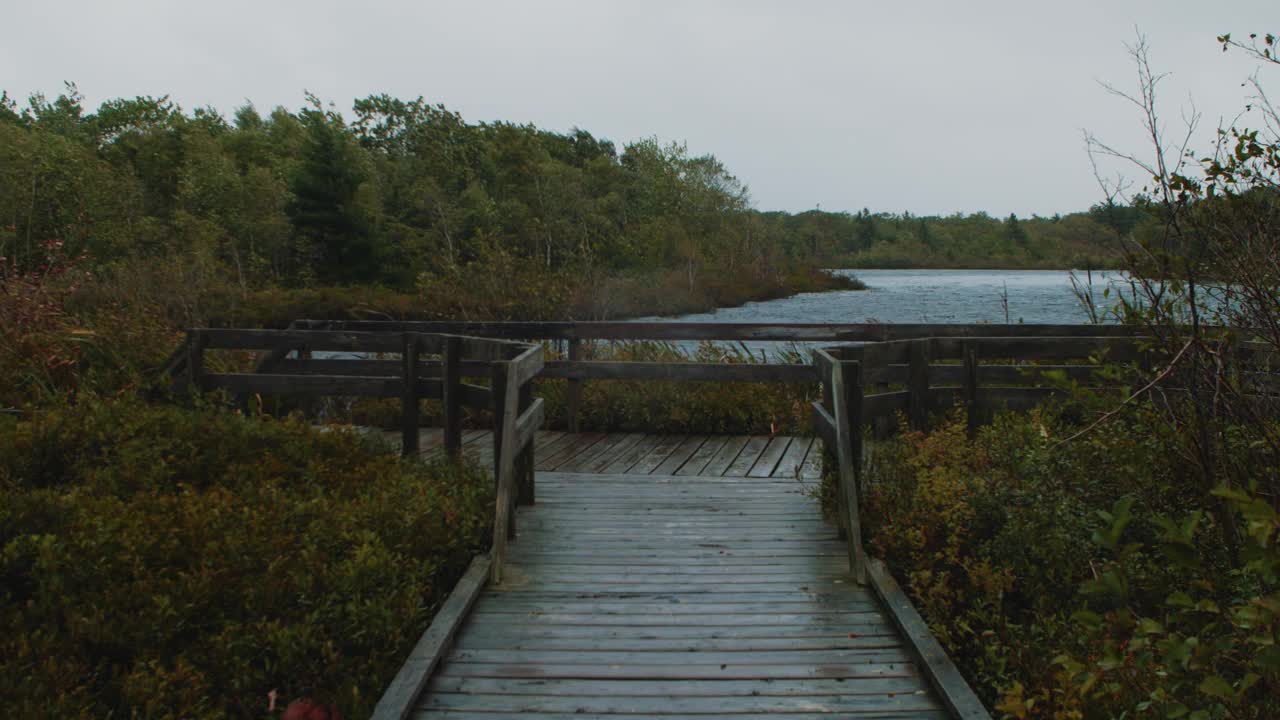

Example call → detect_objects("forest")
0 86 1126 329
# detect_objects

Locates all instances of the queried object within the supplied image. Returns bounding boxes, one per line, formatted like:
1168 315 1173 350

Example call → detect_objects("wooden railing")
169 321 1275 584
808 335 1155 582
283 320 1144 432
172 327 544 583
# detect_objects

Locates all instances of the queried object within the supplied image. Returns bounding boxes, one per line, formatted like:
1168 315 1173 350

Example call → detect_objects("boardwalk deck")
398 432 948 719
383 430 826 480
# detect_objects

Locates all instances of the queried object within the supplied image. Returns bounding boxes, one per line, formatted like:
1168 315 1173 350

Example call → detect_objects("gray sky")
4 1 1275 217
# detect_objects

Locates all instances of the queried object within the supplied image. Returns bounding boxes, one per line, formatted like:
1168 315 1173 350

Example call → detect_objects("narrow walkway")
399 429 825 480
409 433 946 718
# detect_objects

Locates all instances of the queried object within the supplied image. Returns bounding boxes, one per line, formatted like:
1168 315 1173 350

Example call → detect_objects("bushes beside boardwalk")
0 400 492 719
845 403 1279 719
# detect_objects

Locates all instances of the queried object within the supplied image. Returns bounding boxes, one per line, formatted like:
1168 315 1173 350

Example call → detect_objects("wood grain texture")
408 468 957 718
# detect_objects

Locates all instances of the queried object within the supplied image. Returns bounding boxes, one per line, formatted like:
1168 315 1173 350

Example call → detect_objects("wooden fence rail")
167 321 1277 584
173 328 544 584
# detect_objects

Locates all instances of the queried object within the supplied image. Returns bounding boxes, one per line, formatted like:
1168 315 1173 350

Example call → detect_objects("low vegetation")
854 401 1278 719
0 401 492 719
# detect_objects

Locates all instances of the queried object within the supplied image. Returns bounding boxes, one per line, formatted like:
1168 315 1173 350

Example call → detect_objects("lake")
640 269 1126 326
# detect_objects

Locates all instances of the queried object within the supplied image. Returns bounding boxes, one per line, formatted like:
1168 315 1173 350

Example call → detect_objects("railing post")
843 359 865 503
442 335 462 458
491 360 520 584
963 340 980 436
401 333 421 457
516 382 535 506
186 330 206 395
566 338 583 433
491 362 507 488
908 339 930 431
831 357 868 585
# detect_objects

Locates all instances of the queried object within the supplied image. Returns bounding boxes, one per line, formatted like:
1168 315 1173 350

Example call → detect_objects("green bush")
0 399 492 719
848 403 1279 719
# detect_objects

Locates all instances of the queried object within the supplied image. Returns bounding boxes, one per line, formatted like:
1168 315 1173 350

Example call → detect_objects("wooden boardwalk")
400 431 947 719
393 429 826 480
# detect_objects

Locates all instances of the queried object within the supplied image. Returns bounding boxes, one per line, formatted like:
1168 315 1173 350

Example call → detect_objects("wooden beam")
908 340 930 430
866 557 992 720
369 554 491 720
401 334 420 457
566 339 583 434
202 373 420 398
541 360 818 383
290 320 1151 342
442 336 462 458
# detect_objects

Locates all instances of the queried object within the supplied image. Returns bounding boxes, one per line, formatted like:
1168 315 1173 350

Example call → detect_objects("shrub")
850 402 1279 719
0 399 491 719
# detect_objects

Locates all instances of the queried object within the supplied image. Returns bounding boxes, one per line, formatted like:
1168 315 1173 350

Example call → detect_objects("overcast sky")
3 1 1275 217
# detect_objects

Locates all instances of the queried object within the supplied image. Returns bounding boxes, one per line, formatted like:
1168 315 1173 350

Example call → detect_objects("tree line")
1 85 1129 307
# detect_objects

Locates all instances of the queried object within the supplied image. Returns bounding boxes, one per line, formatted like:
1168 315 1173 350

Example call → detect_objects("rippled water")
640 269 1126 326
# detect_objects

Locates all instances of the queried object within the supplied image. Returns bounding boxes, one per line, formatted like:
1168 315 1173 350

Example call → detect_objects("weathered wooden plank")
675 435 730 476
427 661 919 680
554 433 645 473
529 432 581 461
535 432 608 471
533 430 565 451
769 437 812 479
200 328 408 353
471 601 879 617
513 398 545 456
420 690 940 714
203 372 412 397
427 676 923 697
867 558 992 720
811 400 838 449
540 360 817 383
511 345 545 386
932 335 1145 362
317 319 1145 341
416 712 948 720
747 436 793 478
863 390 909 421
652 436 711 475
370 554 489 720
565 338 584 433
597 434 664 474
699 435 750 476
453 622 901 641
401 334 421 457
626 434 690 474
487 582 868 594
722 436 771 476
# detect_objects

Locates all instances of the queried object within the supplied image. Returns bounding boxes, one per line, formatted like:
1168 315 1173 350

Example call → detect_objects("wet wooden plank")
772 437 812 479
419 707 952 712
561 433 647 474
427 676 925 697
598 434 664 474
699 435 751 476
446 648 914 666
535 432 607 471
653 436 711 475
748 436 793 478
454 622 902 641
397 459 958 719
626 434 689 474
675 435 730 476
533 430 565 451
723 436 771 476
427 661 918 680
421 690 940 714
